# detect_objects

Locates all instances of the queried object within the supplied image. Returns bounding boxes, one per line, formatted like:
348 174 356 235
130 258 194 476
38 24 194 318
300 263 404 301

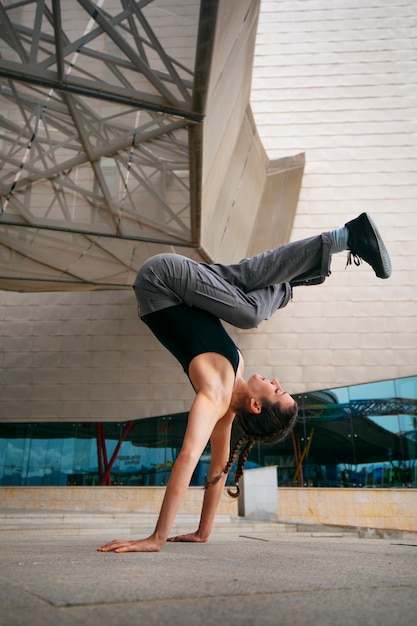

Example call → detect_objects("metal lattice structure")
299 398 417 423
0 0 218 290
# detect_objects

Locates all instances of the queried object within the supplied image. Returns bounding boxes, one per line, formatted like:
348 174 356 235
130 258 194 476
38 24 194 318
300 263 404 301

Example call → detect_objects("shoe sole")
365 213 392 279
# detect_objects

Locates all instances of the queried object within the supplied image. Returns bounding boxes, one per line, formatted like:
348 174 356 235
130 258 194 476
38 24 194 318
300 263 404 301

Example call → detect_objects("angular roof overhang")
0 0 304 292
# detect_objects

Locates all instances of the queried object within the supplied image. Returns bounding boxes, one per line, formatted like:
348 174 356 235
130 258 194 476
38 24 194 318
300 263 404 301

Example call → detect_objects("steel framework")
0 0 217 290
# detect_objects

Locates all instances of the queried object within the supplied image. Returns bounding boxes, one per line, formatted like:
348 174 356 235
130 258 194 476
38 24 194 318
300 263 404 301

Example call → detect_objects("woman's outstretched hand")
97 536 162 553
167 531 207 543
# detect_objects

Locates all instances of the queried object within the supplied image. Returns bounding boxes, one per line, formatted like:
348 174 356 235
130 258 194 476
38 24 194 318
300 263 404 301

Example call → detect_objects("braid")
204 434 256 499
227 437 255 498
224 434 247 475
204 434 248 491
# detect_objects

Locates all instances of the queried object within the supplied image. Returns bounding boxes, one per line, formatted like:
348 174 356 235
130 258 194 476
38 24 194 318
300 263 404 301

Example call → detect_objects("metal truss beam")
0 0 217 290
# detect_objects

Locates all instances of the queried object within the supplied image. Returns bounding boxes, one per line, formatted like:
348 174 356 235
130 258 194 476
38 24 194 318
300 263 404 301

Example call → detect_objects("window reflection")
0 376 416 488
282 375 417 488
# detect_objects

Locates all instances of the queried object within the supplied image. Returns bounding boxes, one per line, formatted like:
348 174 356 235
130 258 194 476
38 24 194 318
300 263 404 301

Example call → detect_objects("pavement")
1 514 416 626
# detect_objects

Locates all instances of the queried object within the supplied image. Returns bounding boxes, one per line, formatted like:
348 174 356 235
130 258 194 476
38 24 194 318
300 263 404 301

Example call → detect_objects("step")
0 510 298 537
1 511 405 540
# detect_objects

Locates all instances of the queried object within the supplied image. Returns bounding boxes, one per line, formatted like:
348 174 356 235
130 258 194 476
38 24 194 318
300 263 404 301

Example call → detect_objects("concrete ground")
1 515 416 626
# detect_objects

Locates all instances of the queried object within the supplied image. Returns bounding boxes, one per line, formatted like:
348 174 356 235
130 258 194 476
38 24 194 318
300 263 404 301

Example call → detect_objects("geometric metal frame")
0 0 218 290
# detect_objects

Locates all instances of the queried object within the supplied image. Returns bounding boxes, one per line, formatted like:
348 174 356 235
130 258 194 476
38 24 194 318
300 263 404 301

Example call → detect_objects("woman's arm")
98 391 231 553
168 411 234 543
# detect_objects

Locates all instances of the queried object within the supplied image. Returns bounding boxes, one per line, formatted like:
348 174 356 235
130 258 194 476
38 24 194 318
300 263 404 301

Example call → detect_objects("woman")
98 212 390 553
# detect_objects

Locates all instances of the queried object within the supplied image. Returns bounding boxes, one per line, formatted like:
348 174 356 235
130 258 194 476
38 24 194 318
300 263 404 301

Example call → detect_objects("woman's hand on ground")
97 536 162 553
167 532 207 543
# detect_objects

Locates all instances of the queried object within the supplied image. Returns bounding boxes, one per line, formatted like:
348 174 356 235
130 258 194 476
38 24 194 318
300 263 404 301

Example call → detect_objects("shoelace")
345 251 362 269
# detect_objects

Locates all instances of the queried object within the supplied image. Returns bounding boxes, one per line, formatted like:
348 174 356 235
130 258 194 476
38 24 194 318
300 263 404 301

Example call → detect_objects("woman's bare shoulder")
188 352 236 394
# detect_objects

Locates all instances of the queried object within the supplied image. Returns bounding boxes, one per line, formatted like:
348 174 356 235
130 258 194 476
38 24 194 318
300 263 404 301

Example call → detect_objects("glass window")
287 376 417 488
0 377 416 488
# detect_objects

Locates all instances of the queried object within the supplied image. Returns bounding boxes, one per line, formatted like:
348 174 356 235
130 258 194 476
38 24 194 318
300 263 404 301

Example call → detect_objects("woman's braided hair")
205 397 298 498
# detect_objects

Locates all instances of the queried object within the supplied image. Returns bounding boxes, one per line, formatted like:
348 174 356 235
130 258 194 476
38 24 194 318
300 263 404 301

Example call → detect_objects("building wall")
249 0 417 392
0 0 416 424
278 487 417 533
1 486 415 533
0 289 195 422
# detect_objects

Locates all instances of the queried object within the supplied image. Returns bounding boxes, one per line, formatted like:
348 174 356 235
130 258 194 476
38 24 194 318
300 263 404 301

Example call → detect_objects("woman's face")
247 374 295 412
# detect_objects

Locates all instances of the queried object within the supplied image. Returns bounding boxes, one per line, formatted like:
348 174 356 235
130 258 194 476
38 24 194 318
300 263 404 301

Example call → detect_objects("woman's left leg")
134 213 389 328
134 232 332 329
133 252 289 328
207 232 332 291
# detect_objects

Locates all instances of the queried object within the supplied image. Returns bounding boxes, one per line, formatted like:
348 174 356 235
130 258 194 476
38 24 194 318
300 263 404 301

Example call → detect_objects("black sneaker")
345 213 391 278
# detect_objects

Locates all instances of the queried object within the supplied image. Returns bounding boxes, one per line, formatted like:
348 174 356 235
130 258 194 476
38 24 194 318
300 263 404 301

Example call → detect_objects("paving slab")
1 525 416 626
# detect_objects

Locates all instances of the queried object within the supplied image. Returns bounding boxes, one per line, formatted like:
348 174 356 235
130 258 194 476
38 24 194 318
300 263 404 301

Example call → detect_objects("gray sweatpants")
133 232 332 329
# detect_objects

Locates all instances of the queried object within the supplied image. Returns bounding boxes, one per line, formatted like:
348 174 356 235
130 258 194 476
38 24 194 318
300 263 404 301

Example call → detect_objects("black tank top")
142 304 240 376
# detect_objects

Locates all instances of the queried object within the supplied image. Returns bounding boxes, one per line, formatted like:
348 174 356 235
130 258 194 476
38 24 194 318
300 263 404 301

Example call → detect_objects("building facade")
0 0 416 495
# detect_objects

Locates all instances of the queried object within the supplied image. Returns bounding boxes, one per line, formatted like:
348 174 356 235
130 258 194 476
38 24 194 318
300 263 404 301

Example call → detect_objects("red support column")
96 423 110 486
96 422 136 486
291 429 304 487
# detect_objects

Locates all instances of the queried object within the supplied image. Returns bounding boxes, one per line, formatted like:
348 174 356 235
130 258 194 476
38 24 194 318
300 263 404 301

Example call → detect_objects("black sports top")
141 304 240 376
